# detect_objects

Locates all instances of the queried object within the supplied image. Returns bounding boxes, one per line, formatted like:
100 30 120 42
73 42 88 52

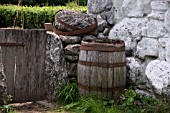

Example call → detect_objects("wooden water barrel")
77 39 126 99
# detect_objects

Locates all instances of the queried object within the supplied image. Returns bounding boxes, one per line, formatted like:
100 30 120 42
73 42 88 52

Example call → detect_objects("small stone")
59 35 81 44
65 55 78 62
103 28 110 36
97 33 107 39
97 15 107 32
82 35 97 41
66 63 77 77
64 44 80 55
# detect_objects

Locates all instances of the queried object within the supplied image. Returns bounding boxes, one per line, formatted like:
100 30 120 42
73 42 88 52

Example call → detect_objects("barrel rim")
80 40 125 52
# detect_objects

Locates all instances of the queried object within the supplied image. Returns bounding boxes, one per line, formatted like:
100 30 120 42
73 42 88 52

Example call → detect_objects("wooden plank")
35 29 46 101
99 52 108 98
78 50 86 95
108 52 114 99
14 29 28 102
79 50 89 95
85 50 91 95
113 51 126 100
89 51 98 95
4 29 16 98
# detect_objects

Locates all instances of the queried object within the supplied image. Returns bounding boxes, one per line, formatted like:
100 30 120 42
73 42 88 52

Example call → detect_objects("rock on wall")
87 0 170 98
0 46 7 105
45 31 68 101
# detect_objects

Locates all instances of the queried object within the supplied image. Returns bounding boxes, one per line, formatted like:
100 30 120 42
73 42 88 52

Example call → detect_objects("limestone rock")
158 38 168 47
64 44 80 55
82 35 97 41
87 0 113 14
105 6 115 25
147 10 165 20
126 57 141 83
97 33 107 39
146 19 166 38
108 18 147 51
151 1 169 11
66 63 77 77
166 36 170 62
65 55 78 62
164 8 170 32
45 31 68 101
59 35 81 44
127 57 154 95
136 38 159 59
54 10 96 32
159 47 166 60
0 46 7 105
113 0 124 23
103 28 110 36
146 60 170 95
97 15 107 32
122 0 152 17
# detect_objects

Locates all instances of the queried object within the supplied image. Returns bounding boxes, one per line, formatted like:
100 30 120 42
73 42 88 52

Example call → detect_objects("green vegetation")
56 83 170 113
0 0 88 6
0 95 13 113
0 4 87 29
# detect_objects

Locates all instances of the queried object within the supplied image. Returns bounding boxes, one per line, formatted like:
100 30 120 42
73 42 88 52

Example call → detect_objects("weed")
56 82 79 104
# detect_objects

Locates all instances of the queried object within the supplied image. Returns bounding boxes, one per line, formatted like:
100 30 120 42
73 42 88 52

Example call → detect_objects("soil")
9 101 61 113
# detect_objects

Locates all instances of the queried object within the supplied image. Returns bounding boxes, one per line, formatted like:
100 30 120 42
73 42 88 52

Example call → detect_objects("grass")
56 83 170 113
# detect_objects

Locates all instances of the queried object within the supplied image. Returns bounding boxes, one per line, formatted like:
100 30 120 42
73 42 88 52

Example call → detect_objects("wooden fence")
0 28 47 103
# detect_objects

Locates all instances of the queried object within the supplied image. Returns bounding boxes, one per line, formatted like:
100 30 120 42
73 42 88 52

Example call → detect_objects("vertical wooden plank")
78 50 86 95
14 29 28 102
97 52 102 96
85 50 91 95
108 52 114 99
36 29 46 101
4 29 16 99
89 51 98 95
25 29 36 101
99 52 108 98
113 51 126 100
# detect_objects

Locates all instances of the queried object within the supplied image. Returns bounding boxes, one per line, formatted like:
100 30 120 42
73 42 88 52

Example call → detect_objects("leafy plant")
58 88 170 113
0 95 13 113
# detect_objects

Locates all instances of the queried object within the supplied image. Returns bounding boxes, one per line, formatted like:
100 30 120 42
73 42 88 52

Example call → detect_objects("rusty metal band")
0 43 24 47
78 60 126 68
80 44 125 52
53 19 97 36
80 40 125 52
56 16 80 30
78 83 125 92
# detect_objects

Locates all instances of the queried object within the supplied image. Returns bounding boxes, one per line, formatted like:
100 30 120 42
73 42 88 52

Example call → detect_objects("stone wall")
87 0 170 98
0 46 7 105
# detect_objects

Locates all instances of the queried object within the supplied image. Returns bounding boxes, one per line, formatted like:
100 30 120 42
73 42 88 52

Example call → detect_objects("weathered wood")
3 29 16 97
0 29 47 103
78 40 126 100
108 52 114 99
44 23 54 32
89 51 98 95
